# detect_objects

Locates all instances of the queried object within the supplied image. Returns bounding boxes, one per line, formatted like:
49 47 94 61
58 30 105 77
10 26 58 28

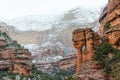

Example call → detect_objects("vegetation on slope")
93 42 120 80
0 66 76 80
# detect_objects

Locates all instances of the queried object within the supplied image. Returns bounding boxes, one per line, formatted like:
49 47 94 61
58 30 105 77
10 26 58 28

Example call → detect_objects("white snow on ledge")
21 44 40 55
8 8 99 31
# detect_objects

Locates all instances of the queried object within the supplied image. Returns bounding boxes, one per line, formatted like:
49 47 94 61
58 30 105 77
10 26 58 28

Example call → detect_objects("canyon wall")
73 0 120 79
99 0 120 50
0 30 33 76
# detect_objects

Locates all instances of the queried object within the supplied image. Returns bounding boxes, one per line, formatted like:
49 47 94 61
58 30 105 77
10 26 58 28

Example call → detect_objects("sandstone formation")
0 37 5 46
0 49 12 70
40 45 64 57
73 0 120 79
72 28 101 77
77 61 105 80
0 30 33 76
99 0 120 50
36 53 77 73
11 49 32 76
54 53 77 70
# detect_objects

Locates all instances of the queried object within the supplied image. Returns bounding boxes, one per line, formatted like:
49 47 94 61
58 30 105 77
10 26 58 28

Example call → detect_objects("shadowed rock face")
99 0 120 50
72 28 100 77
0 48 32 76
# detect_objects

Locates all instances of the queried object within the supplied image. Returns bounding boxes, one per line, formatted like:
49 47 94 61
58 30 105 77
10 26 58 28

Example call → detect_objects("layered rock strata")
0 30 32 76
99 0 120 50
72 28 101 77
73 0 120 79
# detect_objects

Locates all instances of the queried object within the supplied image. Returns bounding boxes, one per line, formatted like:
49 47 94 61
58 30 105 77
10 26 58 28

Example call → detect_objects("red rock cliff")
99 0 120 50
73 0 120 79
0 30 33 76
72 28 101 77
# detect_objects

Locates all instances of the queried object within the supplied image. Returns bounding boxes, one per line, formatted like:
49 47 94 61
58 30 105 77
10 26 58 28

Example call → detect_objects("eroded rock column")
72 29 85 77
72 28 101 77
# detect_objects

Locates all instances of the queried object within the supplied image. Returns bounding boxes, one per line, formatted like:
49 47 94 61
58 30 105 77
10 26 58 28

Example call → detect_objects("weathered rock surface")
99 0 120 50
11 49 32 76
78 61 105 80
53 53 77 70
0 30 33 76
73 0 120 79
72 28 101 77
36 53 77 73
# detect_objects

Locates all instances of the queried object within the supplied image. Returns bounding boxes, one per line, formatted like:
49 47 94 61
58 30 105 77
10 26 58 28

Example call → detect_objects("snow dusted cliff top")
8 8 99 31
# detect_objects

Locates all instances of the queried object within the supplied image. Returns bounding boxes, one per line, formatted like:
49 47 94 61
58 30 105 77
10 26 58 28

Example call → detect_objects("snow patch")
8 8 99 31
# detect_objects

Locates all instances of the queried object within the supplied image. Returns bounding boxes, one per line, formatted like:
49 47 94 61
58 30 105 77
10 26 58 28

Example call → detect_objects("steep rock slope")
99 0 120 50
72 28 101 77
9 8 99 31
72 0 120 79
0 30 32 76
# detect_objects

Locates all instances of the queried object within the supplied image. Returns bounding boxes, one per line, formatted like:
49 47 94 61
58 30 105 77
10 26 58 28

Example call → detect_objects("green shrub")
67 75 76 80
93 42 120 79
93 42 113 65
104 22 110 31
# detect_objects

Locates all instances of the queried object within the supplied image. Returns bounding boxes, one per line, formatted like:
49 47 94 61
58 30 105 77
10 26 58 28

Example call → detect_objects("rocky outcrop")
0 37 5 46
54 53 77 70
10 49 32 76
72 28 101 77
0 49 12 70
0 30 33 76
40 44 64 57
99 0 120 50
36 53 76 74
72 0 120 79
0 48 32 76
77 61 105 80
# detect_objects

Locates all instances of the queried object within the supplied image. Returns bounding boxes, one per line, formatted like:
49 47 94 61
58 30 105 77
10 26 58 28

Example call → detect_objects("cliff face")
72 0 120 79
10 49 32 76
36 53 77 74
0 30 32 76
99 0 120 50
72 28 101 77
53 53 77 70
77 61 104 80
